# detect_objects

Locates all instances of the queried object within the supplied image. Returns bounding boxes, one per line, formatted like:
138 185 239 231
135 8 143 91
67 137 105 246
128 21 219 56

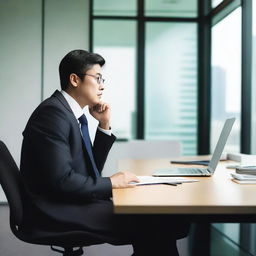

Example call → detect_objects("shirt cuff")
97 126 112 136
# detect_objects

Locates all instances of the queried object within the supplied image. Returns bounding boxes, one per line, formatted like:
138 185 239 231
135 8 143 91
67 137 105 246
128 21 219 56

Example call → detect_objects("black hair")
59 49 105 90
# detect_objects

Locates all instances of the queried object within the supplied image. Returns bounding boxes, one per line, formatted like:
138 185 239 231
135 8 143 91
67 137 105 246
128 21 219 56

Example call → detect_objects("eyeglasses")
76 73 105 84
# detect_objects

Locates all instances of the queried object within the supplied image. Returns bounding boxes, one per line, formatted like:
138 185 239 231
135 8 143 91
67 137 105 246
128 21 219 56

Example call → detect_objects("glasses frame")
76 73 105 84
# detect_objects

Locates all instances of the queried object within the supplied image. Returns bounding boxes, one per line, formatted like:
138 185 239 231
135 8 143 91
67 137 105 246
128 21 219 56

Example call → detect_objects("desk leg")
189 223 211 256
240 223 251 252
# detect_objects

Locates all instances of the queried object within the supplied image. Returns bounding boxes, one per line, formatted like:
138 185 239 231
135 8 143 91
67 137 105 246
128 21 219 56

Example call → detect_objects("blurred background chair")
102 140 181 176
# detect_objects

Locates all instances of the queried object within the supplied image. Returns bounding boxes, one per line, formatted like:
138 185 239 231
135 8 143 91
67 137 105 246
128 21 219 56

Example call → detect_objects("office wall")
0 0 42 167
0 0 89 163
0 0 90 201
43 0 89 99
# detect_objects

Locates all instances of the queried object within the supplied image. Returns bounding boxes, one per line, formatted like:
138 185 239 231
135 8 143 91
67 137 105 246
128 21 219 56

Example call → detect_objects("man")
20 50 188 255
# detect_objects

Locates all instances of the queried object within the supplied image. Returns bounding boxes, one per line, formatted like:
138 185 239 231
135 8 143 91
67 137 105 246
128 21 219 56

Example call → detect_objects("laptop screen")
208 118 236 173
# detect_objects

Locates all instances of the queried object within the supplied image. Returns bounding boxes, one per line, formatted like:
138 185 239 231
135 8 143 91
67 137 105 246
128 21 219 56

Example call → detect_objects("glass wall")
211 6 243 256
246 224 256 256
212 0 224 8
92 0 198 155
93 20 137 139
246 2 256 255
145 0 197 17
211 224 247 256
211 7 241 153
252 0 256 154
145 22 197 155
93 0 137 16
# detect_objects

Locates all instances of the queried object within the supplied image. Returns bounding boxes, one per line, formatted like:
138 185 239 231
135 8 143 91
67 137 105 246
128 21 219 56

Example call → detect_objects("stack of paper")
130 176 198 186
231 173 256 184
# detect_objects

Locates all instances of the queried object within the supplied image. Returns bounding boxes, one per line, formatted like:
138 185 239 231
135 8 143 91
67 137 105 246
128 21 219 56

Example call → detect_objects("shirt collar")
61 90 84 120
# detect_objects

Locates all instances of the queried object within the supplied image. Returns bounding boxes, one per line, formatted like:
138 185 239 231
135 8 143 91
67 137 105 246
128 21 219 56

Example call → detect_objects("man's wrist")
98 126 112 136
99 122 110 130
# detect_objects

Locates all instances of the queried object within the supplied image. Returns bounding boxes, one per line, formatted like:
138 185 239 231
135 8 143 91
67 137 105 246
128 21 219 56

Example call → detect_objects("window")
93 20 137 139
145 0 197 17
251 1 256 154
93 0 137 16
210 6 243 255
92 0 198 155
212 0 224 8
211 7 241 153
145 22 197 155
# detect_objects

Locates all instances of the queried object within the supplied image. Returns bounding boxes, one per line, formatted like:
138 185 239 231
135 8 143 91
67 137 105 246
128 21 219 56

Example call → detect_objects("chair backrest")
0 141 23 226
102 140 181 176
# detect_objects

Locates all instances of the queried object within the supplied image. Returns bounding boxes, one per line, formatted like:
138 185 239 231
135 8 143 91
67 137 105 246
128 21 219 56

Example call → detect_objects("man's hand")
110 171 140 189
89 102 110 130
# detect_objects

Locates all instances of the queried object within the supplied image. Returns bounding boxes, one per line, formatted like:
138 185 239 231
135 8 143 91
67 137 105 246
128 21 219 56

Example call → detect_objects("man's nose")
99 83 105 90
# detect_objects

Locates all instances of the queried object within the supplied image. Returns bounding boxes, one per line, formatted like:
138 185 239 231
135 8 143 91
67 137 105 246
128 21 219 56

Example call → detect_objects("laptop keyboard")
176 168 208 174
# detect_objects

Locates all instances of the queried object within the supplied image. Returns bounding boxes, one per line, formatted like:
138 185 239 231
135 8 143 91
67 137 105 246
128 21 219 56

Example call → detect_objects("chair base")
51 246 84 256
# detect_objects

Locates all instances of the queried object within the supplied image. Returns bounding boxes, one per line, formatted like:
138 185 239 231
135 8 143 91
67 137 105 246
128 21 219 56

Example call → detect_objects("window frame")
89 0 252 154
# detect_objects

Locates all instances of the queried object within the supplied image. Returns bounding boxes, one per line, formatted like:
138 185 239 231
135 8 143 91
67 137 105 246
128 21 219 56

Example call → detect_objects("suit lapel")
52 90 81 135
52 90 73 113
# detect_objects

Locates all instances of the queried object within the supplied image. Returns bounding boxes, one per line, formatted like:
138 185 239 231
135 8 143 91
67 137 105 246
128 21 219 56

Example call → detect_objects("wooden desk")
113 158 256 217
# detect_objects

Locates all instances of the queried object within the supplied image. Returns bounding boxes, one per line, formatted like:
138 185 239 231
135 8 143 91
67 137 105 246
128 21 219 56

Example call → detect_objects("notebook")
153 118 235 177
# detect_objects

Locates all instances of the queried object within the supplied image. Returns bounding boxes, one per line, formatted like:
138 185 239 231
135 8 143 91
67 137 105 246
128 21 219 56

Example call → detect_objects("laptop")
153 118 235 177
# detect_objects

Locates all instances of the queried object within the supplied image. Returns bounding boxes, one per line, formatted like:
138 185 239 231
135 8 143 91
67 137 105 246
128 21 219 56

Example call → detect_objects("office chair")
0 140 122 256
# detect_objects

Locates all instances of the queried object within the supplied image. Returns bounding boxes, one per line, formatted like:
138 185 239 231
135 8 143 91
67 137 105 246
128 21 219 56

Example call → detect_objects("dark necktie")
78 114 100 177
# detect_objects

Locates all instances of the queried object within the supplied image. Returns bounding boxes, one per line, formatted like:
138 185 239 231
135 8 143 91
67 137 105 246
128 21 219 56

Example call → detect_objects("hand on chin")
89 101 110 125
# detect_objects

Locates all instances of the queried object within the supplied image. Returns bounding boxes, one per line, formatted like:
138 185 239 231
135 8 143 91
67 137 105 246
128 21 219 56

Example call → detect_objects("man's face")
76 64 104 107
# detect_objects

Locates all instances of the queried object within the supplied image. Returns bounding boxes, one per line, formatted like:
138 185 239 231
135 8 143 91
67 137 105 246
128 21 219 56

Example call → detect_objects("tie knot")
78 114 88 125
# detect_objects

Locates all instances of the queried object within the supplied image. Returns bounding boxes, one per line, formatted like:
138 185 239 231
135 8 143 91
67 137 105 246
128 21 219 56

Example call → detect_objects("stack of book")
231 173 256 184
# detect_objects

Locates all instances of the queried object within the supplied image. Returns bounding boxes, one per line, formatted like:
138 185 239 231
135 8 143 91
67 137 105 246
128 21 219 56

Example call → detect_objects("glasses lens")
97 76 105 84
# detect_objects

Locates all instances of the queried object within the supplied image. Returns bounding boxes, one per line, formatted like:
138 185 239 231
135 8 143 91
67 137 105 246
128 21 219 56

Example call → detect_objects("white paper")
130 176 198 186
232 179 256 184
231 173 256 181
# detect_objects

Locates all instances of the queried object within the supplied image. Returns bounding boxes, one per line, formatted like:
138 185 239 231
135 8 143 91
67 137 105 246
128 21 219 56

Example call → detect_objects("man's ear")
69 73 80 88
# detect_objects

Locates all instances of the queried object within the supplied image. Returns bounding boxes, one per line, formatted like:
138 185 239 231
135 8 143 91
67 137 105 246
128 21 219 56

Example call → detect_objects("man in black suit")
20 50 188 255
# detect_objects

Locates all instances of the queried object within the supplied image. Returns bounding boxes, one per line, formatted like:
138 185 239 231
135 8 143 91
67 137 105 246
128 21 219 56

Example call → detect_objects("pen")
135 182 181 186
163 182 181 186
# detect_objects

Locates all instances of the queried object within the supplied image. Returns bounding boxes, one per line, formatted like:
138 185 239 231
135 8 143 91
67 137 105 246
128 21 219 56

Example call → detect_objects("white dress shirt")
61 90 112 136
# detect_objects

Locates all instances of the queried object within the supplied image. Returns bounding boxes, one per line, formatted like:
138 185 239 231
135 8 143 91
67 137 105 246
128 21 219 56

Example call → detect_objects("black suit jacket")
20 90 116 227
